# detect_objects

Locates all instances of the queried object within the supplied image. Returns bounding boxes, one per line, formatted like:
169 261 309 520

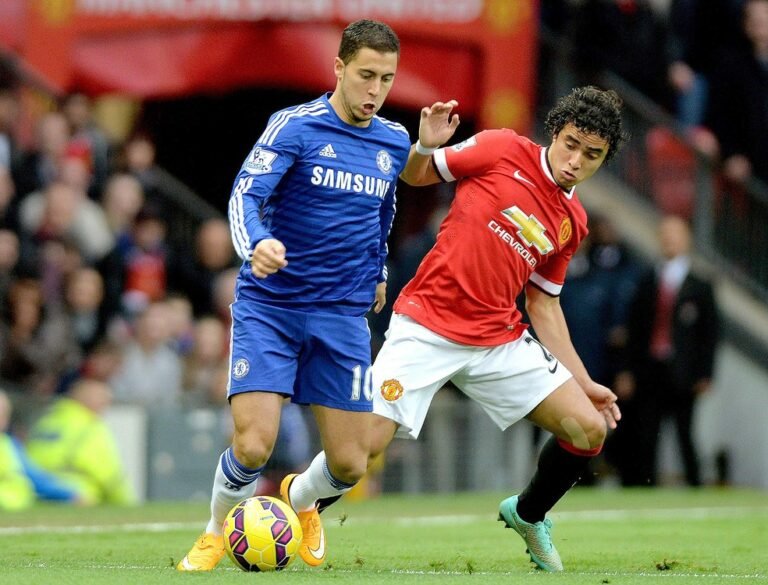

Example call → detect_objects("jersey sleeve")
528 251 571 296
531 204 589 296
432 129 509 182
377 129 410 283
228 113 303 260
377 182 397 283
529 233 586 296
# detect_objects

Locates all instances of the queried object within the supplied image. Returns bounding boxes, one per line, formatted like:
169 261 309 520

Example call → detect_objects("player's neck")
327 92 372 129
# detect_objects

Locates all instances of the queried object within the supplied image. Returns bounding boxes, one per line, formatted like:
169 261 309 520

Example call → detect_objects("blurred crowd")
0 95 240 411
545 0 768 186
0 87 260 508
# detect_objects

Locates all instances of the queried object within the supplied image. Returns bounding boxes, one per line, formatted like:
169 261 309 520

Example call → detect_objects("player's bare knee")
232 435 273 470
584 414 607 449
327 457 367 485
560 413 606 450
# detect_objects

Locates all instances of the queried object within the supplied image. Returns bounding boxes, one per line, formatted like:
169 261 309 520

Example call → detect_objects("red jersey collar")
540 146 575 200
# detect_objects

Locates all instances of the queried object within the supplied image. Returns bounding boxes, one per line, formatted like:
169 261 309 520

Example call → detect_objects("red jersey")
394 129 588 346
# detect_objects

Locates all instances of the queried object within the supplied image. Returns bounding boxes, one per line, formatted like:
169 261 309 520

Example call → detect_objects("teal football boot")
498 495 563 572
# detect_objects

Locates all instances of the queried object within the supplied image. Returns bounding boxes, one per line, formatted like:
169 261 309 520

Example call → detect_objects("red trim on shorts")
557 438 602 457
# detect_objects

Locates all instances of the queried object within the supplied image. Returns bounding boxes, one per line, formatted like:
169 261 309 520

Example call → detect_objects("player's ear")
333 57 345 81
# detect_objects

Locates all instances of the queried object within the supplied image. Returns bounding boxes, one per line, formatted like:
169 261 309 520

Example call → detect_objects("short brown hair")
338 19 400 64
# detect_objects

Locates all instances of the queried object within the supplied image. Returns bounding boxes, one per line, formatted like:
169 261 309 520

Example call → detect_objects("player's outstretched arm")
400 100 460 186
525 285 620 428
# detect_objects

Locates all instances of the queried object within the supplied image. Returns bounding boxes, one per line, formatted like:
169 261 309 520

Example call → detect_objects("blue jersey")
229 93 410 316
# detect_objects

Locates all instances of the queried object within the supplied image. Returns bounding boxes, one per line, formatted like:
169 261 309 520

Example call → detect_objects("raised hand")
418 100 460 149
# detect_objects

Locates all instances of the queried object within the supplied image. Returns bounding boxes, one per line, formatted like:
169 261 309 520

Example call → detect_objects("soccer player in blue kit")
178 19 455 571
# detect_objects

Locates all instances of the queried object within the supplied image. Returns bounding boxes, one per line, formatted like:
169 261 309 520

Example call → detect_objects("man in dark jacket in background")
613 215 719 486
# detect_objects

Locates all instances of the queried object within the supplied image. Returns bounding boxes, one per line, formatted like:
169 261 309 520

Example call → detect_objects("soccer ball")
222 496 303 571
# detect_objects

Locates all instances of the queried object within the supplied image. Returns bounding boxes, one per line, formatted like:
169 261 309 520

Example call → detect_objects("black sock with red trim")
516 435 601 524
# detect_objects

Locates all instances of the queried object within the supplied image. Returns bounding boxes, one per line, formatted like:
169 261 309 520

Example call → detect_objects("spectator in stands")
100 173 145 256
24 378 135 505
17 173 104 307
664 0 745 131
121 133 169 205
560 215 641 388
207 361 230 409
79 340 124 384
0 227 19 308
0 387 36 510
0 277 81 398
0 88 20 173
57 336 126 396
109 301 182 408
62 267 108 354
0 164 19 231
0 388 78 510
120 203 169 316
98 173 146 321
211 266 238 331
706 0 768 183
165 292 195 355
614 215 719 486
15 111 71 197
18 172 114 264
203 269 236 386
170 217 237 317
181 316 228 408
61 93 111 197
36 237 86 310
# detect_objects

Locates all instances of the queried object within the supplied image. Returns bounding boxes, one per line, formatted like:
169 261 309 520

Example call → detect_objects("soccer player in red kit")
369 87 627 571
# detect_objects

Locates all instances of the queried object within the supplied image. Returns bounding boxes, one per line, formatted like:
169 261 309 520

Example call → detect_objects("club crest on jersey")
451 136 477 152
380 378 404 402
232 358 250 379
243 147 277 175
376 150 393 174
559 217 572 245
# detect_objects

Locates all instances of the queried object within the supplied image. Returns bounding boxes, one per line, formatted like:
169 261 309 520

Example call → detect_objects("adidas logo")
319 144 337 158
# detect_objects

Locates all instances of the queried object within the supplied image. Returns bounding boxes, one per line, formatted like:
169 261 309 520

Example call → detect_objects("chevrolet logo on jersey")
501 206 554 254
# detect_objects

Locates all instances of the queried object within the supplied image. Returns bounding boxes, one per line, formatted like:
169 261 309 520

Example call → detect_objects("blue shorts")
228 300 373 412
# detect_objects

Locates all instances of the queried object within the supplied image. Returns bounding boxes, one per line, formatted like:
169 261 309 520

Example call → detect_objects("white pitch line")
14 563 766 579
0 505 766 535
382 506 768 526
389 569 767 579
0 521 201 536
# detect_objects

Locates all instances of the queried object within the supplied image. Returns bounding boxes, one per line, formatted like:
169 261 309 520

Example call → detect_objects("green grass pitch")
1 487 766 584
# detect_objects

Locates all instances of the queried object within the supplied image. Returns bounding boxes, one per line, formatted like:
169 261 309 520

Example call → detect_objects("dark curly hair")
544 86 628 161
338 20 400 64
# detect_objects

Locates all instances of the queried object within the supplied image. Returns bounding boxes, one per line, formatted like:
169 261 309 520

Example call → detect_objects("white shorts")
372 314 573 439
